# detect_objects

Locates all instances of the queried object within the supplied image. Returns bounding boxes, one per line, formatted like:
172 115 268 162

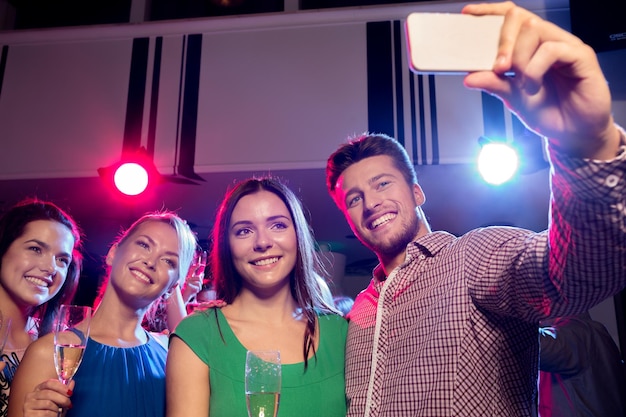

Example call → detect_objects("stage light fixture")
514 130 549 174
476 132 548 185
113 162 150 196
477 137 519 185
97 147 162 200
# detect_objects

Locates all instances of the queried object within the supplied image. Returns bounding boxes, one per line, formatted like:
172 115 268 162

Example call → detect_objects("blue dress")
66 333 167 417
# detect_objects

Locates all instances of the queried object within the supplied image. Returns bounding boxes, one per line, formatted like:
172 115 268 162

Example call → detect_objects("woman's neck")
89 296 147 346
0 289 39 349
230 288 300 322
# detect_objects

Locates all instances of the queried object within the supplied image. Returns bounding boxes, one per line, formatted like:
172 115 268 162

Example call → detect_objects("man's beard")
358 214 419 258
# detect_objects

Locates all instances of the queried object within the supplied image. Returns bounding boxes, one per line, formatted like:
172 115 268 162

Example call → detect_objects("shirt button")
419 255 426 260
605 174 619 187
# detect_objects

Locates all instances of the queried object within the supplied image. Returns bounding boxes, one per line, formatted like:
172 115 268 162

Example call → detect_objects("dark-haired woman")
167 177 347 417
0 199 83 417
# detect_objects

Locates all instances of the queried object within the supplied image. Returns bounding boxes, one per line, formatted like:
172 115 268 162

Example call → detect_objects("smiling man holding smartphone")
325 2 626 416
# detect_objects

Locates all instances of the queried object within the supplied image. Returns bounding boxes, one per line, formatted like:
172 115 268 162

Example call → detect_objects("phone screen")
405 13 504 74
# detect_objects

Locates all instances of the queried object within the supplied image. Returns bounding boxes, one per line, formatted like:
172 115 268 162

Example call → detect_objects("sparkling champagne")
54 344 86 383
246 392 280 417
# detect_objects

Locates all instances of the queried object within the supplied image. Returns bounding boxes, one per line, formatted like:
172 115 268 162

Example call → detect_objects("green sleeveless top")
174 308 348 417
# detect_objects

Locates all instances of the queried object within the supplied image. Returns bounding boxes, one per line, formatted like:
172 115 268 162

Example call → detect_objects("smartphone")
405 13 504 74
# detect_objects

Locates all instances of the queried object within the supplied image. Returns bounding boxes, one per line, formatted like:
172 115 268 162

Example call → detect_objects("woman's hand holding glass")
22 379 76 417
181 250 207 303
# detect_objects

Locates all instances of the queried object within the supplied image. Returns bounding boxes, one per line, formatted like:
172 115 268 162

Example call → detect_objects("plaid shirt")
345 136 626 417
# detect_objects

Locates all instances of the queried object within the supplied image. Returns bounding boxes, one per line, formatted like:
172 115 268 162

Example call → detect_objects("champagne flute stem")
57 378 69 416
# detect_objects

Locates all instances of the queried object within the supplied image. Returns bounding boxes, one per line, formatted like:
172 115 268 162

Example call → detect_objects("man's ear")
105 244 118 267
413 183 426 206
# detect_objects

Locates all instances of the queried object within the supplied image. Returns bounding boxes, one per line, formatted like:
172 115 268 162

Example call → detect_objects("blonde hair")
95 211 197 306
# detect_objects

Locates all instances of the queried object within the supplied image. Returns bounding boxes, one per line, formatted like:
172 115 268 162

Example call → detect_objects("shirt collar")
409 230 457 257
372 230 457 283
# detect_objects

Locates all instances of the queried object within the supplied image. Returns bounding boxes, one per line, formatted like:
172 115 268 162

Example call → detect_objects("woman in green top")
167 177 347 417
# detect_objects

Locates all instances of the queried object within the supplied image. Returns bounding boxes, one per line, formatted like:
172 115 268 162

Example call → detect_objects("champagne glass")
186 250 208 306
196 250 208 269
194 250 208 280
54 305 91 385
245 350 281 417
